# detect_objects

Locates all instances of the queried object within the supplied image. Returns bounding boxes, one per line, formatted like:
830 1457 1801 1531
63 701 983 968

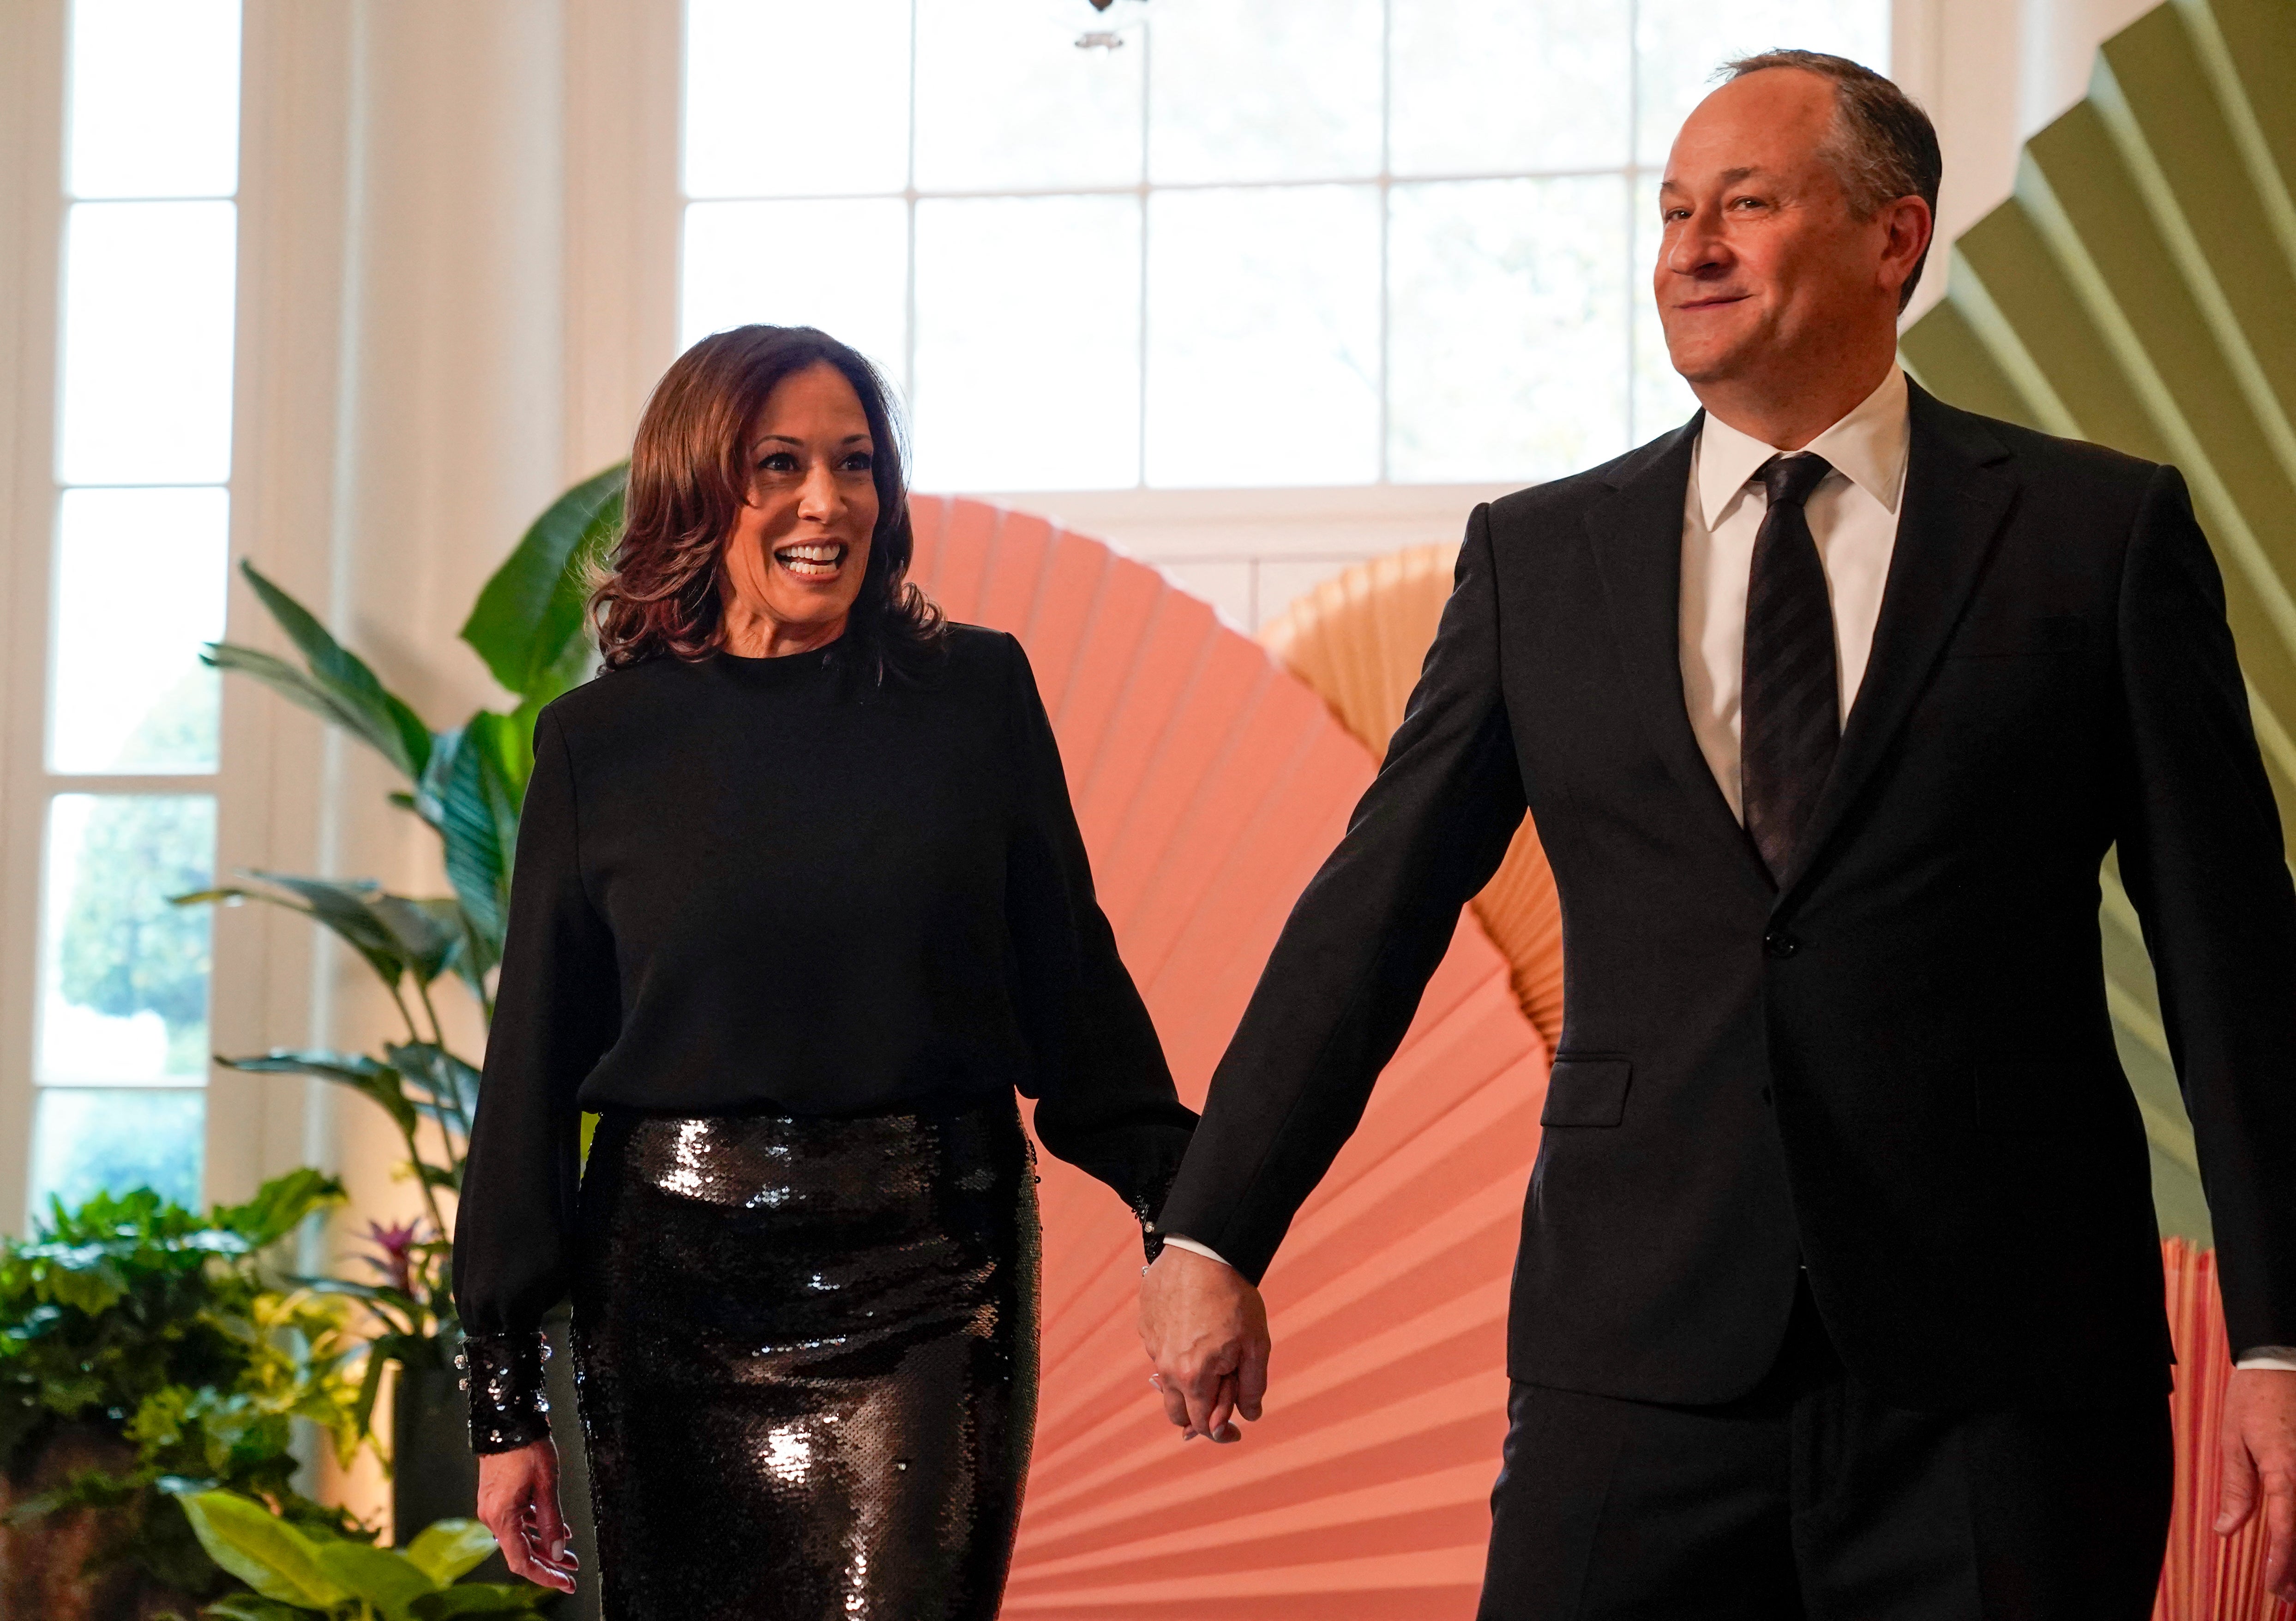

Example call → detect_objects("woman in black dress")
451 325 1195 1620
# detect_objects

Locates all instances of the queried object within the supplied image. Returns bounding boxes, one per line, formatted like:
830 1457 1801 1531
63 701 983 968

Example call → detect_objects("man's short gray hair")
1722 49 1943 309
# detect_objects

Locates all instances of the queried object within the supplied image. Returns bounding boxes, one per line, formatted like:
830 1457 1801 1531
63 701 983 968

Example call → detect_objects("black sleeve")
1000 634 1196 1244
451 705 620 1443
2111 464 2296 1355
1157 504 1528 1283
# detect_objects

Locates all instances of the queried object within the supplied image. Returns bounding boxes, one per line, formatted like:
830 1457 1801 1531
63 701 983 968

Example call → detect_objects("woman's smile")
773 540 847 580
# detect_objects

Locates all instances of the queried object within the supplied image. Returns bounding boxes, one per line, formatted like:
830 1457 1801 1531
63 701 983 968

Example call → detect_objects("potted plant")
177 468 623 1569
0 1171 365 1619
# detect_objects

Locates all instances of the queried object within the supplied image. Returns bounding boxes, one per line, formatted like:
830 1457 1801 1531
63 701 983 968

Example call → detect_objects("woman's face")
720 361 881 656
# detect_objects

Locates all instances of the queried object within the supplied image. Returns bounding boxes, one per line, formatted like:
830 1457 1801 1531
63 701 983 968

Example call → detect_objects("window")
26 0 242 1216
679 0 1888 492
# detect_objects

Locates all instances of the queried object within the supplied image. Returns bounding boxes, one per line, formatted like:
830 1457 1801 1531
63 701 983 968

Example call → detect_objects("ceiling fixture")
1077 0 1139 51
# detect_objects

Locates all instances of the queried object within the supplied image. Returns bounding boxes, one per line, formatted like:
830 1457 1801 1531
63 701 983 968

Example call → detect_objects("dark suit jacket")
1158 382 2296 1412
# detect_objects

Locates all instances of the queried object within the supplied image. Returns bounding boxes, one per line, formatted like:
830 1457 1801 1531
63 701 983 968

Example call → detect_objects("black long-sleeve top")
452 626 1195 1342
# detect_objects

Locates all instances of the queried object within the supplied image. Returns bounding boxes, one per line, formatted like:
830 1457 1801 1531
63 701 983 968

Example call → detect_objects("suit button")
1764 930 1800 959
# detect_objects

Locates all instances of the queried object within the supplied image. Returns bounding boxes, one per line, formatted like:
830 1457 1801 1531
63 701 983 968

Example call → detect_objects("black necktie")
1740 452 1838 883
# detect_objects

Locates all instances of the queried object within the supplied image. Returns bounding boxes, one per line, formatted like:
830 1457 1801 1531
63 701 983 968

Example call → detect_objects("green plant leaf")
369 896 461 987
217 1051 418 1137
403 1519 498 1586
211 1170 348 1250
176 1490 346 1609
181 874 412 991
418 717 523 960
460 462 624 701
313 1537 441 1618
201 1595 323 1621
223 562 433 780
410 1584 556 1618
385 1044 481 1128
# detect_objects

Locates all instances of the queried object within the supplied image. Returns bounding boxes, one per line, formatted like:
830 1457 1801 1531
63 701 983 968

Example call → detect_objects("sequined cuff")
455 1329 553 1454
1128 1169 1181 1265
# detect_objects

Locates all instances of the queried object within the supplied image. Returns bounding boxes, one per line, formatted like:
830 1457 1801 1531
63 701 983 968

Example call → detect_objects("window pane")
684 0 910 198
1147 0 1382 185
50 488 228 774
40 794 215 1088
58 201 238 486
1145 185 1379 488
30 1088 204 1217
1389 0 1631 177
1635 1 1891 166
680 199 909 383
1632 173 1701 442
914 0 1143 192
69 0 240 200
1388 177 1631 484
912 196 1141 492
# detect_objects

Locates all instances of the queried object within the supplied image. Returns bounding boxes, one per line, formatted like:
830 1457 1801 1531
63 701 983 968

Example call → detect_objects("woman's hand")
475 1437 578 1593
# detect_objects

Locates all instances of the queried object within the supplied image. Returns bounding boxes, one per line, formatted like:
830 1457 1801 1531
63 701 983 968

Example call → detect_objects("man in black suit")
1137 50 2296 1617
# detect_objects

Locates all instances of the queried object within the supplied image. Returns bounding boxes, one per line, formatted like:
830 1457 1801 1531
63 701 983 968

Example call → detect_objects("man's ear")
1881 193 1934 299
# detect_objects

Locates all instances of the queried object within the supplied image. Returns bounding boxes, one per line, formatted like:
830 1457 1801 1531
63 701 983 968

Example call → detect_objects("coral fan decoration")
1260 543 1565 1046
2155 1240 2291 1620
906 499 1550 1619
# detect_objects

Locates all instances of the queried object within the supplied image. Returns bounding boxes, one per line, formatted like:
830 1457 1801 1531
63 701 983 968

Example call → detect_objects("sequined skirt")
571 1098 1041 1621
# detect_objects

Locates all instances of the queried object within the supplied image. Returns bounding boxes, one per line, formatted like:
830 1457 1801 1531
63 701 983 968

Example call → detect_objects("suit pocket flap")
1541 1057 1632 1127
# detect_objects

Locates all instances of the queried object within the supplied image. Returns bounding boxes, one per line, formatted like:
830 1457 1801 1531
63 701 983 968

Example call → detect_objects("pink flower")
358 1219 429 1297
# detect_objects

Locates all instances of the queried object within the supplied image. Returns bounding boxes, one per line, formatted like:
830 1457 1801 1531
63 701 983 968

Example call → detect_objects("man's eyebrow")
1659 165 1770 195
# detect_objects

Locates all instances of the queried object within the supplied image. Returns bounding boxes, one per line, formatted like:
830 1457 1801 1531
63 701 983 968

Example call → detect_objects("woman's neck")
720 600 847 658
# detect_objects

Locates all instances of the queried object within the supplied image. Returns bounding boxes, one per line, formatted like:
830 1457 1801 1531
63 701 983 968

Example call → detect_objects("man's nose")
1665 206 1729 276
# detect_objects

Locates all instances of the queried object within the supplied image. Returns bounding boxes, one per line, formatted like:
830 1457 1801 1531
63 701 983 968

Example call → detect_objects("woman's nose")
797 464 843 521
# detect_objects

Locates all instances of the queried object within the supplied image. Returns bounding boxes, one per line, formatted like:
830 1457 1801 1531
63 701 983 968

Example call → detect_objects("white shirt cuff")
1160 1234 1235 1269
2236 1348 2296 1372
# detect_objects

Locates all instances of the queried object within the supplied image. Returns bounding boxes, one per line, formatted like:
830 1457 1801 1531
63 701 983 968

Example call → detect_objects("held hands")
2216 1367 2296 1602
1137 1245 1270 1444
475 1437 579 1594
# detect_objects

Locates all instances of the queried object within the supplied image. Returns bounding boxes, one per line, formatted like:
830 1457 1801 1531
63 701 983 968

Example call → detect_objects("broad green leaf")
420 718 521 958
410 1583 556 1618
369 896 461 985
460 463 625 700
218 1051 418 1136
200 1595 320 1621
210 1169 347 1249
182 873 410 990
386 1044 481 1126
228 562 433 780
313 1538 441 1619
404 1519 499 1586
177 1490 346 1609
204 643 407 771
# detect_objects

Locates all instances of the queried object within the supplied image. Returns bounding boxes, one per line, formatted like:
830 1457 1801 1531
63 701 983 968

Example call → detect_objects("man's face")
1654 69 1900 386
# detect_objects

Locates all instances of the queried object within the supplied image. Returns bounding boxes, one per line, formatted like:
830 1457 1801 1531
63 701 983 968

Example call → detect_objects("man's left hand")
2216 1366 2296 1600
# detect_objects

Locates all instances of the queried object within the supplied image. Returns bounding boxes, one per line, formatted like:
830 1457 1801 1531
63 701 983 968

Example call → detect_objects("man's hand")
2216 1367 2296 1601
1138 1245 1269 1444
476 1436 578 1593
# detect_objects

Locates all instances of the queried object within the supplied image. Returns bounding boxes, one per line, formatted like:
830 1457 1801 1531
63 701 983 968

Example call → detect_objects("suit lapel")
1777 383 2020 899
1584 417 1771 884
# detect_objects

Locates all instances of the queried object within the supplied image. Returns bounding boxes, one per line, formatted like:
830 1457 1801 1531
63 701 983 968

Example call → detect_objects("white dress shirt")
1168 366 2296 1371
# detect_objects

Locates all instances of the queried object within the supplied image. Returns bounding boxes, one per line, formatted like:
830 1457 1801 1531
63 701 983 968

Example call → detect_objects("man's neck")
1690 342 1899 452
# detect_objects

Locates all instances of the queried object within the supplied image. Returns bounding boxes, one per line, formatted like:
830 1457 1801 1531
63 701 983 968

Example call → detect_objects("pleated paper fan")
905 498 1551 1619
1261 544 1567 1047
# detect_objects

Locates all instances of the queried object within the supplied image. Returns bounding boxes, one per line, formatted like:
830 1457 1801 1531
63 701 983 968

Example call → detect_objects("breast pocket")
1541 1056 1632 1127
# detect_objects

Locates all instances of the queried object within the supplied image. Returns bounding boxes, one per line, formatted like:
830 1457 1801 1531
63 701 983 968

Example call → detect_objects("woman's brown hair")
592 324 944 680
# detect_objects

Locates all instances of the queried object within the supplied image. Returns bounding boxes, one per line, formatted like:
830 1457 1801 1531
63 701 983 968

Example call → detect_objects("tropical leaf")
216 1051 418 1137
460 462 624 702
176 873 410 991
210 1169 347 1250
403 1519 499 1587
313 1537 440 1619
176 1489 345 1609
410 1583 556 1617
200 1595 318 1621
369 896 462 986
224 561 432 780
418 718 522 959
386 1044 481 1129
